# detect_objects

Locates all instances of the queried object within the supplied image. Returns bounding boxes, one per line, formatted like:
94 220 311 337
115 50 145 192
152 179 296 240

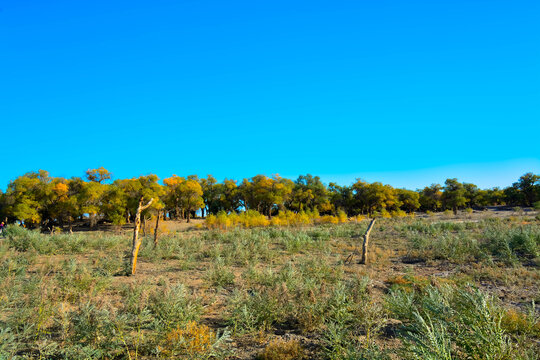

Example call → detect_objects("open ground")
0 208 539 359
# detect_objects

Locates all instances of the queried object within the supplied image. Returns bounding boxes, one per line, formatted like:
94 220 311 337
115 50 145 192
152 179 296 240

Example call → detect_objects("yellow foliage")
391 209 407 218
163 174 184 187
162 321 216 356
501 309 529 333
205 209 351 229
52 183 69 196
143 215 170 236
258 338 305 360
206 210 270 229
501 308 540 335
317 215 339 224
337 210 348 223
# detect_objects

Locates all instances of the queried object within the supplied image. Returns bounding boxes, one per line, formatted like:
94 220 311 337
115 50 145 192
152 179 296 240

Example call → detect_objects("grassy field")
0 211 539 359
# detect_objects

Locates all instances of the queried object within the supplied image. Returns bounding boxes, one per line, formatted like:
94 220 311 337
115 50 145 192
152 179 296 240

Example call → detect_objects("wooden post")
360 218 376 265
130 197 154 275
153 210 161 248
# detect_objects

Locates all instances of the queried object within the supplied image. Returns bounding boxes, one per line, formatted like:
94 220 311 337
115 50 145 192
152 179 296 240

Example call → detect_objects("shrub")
206 209 349 229
391 209 407 218
483 224 540 263
387 285 516 360
148 284 203 331
161 321 229 358
501 306 540 336
5 225 51 253
205 259 235 287
258 338 305 360
318 215 339 224
227 289 285 333
407 232 483 263
337 210 348 223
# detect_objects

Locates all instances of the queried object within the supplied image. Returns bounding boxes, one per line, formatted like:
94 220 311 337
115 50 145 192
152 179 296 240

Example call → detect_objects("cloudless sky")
1 0 539 190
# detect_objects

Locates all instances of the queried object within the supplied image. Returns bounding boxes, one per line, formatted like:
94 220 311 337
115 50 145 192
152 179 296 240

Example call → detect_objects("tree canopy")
0 168 538 229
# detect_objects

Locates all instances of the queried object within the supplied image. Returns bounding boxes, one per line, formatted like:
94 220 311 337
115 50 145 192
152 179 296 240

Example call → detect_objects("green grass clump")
482 224 540 263
407 232 484 263
387 284 538 360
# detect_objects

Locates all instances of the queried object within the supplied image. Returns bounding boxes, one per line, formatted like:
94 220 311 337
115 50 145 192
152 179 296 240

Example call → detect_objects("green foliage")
148 284 203 331
482 223 540 263
400 219 540 264
442 178 467 214
1 170 539 227
206 258 235 287
388 285 518 360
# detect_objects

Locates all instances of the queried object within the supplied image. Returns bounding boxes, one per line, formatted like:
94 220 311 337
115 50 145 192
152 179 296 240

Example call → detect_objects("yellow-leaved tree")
178 179 204 223
163 175 185 220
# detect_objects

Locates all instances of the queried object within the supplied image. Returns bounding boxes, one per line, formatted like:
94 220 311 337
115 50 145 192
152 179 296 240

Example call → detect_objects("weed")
206 258 235 288
258 338 305 360
161 321 229 359
148 284 203 331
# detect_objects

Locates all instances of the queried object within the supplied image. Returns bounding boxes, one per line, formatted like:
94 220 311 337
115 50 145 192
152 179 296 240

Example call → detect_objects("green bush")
483 224 540 263
148 284 203 331
407 231 483 263
206 258 235 287
387 285 521 360
5 225 51 253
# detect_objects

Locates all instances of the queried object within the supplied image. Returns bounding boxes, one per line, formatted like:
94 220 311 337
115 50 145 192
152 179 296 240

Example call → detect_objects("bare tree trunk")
360 219 376 265
130 197 154 275
186 210 191 223
153 211 160 248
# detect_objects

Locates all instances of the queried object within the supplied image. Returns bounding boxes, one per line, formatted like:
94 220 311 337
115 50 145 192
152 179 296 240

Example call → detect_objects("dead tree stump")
129 197 154 275
360 218 376 264
346 218 376 265
153 210 161 248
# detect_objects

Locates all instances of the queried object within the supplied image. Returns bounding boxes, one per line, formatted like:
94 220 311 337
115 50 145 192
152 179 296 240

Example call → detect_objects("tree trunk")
360 218 376 265
130 197 154 275
186 210 191 223
153 211 160 248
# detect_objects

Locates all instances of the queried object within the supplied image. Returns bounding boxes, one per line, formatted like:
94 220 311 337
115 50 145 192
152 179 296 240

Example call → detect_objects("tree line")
0 168 538 230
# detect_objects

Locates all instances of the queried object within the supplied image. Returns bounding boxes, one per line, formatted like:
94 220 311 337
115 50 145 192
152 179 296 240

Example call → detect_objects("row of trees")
0 168 538 229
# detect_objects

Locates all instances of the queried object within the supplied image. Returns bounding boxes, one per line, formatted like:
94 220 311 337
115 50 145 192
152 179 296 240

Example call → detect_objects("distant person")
0 222 4 235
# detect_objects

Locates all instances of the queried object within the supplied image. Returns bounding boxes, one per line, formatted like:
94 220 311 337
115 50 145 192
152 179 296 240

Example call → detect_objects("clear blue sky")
1 0 539 190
